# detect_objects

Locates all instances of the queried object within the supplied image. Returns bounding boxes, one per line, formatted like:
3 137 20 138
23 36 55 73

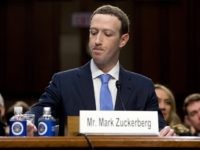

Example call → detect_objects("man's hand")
159 126 176 137
27 121 37 136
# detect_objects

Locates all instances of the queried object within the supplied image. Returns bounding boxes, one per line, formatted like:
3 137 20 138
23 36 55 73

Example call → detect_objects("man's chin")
93 57 103 64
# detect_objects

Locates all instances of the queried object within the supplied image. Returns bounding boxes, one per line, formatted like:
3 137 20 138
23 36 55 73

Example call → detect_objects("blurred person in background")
0 93 6 136
183 93 200 136
155 84 191 136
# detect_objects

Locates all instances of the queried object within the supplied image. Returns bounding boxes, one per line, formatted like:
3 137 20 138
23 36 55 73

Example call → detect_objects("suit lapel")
76 63 134 111
76 62 96 110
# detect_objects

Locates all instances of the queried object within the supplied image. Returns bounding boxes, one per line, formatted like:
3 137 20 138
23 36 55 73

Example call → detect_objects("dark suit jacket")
30 61 166 135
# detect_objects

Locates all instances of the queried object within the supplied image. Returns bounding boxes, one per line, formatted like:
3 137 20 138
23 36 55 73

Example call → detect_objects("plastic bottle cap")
14 106 23 114
44 107 51 112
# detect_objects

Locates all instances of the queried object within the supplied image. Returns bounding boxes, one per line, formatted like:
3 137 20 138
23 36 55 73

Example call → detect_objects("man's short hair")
90 5 130 35
183 93 200 115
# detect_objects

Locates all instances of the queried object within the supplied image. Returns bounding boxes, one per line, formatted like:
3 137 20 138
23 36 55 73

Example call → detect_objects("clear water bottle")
38 107 56 136
9 106 27 136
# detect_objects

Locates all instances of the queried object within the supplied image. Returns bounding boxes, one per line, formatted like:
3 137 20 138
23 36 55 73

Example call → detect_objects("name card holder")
66 116 79 136
79 110 159 135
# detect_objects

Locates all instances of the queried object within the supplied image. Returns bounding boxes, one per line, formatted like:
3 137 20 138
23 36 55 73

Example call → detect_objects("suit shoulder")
53 62 90 77
54 67 80 77
124 69 154 85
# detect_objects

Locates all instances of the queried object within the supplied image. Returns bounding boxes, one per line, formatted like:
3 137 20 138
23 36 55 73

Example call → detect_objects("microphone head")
115 80 125 110
115 80 121 90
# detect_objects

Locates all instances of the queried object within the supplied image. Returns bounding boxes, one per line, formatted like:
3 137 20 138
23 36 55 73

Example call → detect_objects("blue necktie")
99 74 113 110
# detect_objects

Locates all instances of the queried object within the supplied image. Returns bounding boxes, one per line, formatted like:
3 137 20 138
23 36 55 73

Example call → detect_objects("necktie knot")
100 74 111 84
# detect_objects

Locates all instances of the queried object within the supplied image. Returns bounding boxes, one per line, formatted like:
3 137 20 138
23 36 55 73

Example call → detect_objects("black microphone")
115 80 126 110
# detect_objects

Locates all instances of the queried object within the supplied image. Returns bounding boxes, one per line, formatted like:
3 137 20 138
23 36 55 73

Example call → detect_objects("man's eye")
90 30 97 35
91 32 96 35
190 112 197 117
105 32 112 37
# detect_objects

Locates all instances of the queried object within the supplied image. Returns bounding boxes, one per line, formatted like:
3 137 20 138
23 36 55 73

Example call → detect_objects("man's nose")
95 33 102 45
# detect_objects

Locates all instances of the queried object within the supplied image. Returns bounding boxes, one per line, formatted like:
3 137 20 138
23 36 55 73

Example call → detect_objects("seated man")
183 93 200 136
26 4 175 137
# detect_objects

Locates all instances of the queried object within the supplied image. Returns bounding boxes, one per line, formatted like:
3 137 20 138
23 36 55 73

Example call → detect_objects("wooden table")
0 136 200 149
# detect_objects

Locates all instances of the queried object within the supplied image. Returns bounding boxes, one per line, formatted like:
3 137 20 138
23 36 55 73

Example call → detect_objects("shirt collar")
90 59 119 80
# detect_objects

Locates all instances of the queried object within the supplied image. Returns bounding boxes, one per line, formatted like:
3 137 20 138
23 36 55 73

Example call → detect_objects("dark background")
0 0 200 120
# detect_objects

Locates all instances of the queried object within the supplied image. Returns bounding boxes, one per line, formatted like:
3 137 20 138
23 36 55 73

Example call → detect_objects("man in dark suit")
28 5 174 136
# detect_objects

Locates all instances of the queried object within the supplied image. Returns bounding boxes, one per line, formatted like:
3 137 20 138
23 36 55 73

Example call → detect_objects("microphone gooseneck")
115 80 126 110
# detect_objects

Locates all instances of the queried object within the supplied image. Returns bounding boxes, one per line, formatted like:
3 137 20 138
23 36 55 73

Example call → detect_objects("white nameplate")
79 110 159 135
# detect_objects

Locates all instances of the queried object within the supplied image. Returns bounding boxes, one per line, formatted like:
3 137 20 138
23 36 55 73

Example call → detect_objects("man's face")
186 101 200 131
89 14 129 72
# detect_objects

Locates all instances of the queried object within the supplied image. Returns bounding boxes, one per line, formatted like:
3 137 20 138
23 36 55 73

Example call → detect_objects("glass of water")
24 113 35 125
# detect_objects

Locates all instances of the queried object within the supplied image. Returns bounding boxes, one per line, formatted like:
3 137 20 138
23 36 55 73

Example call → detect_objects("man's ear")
119 33 129 48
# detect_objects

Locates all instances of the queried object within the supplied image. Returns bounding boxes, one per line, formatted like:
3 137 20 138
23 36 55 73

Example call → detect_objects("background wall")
0 0 199 119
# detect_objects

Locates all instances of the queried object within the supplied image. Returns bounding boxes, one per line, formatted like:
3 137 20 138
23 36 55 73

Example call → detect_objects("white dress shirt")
90 59 119 110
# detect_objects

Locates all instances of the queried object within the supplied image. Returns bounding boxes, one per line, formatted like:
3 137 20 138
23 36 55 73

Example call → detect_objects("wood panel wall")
0 0 60 99
0 0 199 118
132 0 200 116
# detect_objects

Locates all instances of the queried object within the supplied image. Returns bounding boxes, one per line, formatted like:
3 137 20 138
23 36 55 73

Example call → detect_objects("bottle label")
38 120 56 136
10 121 27 136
